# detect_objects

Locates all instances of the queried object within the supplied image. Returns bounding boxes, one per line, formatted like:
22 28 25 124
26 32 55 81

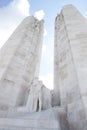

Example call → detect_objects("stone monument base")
0 107 69 130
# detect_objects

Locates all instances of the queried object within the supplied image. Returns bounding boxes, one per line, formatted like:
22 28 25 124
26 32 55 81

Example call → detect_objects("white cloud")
34 10 45 20
42 44 47 55
0 0 30 48
39 73 53 90
44 28 47 36
17 0 30 16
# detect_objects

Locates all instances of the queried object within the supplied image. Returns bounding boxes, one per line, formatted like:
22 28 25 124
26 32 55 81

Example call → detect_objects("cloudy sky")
0 0 87 89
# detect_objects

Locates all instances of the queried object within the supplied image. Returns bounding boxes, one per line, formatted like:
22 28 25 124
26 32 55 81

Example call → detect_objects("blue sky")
0 0 87 89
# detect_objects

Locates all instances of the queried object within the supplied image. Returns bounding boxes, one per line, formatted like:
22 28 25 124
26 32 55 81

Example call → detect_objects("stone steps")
0 107 69 130
0 117 60 130
0 126 58 130
0 118 58 128
0 107 63 118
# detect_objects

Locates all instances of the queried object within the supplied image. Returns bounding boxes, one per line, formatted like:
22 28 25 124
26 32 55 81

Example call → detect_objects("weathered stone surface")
0 16 44 109
0 107 69 130
0 4 87 130
54 4 87 130
67 100 86 130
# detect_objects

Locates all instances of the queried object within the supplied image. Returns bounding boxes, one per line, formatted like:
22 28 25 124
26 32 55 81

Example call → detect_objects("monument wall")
0 4 87 130
54 5 87 130
0 16 44 109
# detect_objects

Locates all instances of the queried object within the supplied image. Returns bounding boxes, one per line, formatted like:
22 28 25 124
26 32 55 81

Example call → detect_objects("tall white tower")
0 16 44 109
54 5 87 130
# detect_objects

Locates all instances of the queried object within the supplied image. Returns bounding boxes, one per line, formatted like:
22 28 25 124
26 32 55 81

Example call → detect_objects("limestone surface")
0 16 44 109
54 4 87 130
0 4 87 130
0 107 69 130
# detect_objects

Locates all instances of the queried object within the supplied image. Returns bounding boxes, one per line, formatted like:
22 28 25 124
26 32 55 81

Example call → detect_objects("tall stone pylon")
0 16 44 110
54 5 87 130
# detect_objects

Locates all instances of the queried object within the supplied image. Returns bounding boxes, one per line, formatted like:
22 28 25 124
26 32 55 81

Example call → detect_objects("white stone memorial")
0 16 44 109
0 4 87 130
54 4 87 130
